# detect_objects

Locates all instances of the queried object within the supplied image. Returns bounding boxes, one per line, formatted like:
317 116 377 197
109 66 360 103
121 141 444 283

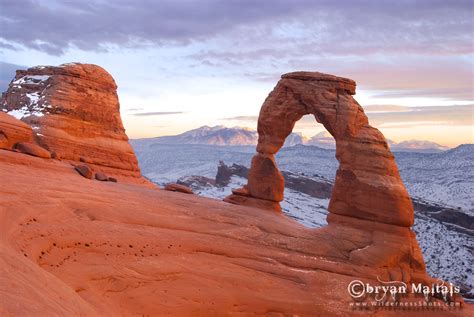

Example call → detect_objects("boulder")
95 172 108 181
14 142 51 159
164 183 194 194
75 165 93 179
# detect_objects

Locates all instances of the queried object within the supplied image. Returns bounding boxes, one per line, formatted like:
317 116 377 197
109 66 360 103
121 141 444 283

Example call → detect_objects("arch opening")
276 114 336 228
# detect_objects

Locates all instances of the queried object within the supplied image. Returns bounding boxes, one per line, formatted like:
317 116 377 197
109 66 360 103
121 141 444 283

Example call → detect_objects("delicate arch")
225 71 413 227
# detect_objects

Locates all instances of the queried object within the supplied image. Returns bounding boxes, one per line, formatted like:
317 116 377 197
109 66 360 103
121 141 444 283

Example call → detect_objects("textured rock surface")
14 142 51 159
0 149 471 316
1 63 145 183
0 112 34 149
247 153 284 202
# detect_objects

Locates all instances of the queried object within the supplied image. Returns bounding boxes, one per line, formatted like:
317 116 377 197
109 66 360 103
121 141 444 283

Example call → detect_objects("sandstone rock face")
1 63 144 183
1 150 469 316
14 142 51 159
247 153 284 202
0 112 34 149
225 71 427 279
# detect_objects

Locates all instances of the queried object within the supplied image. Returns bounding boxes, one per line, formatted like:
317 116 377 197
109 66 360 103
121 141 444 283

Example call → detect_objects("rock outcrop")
0 112 34 149
225 71 432 289
164 183 194 194
14 142 51 159
1 63 145 183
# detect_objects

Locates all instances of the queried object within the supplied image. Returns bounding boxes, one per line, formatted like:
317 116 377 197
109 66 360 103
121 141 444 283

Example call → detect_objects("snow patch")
12 75 50 85
5 92 48 119
7 107 29 120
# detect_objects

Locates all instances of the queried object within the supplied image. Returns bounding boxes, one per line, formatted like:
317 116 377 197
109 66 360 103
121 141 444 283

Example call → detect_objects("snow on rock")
1 63 146 183
12 75 50 85
6 107 29 120
2 73 51 120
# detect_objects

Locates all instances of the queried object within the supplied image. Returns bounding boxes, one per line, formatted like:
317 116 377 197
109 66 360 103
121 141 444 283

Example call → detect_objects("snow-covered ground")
131 141 474 298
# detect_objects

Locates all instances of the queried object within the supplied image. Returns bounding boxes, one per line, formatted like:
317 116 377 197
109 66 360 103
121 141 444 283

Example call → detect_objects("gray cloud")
131 111 184 116
366 105 474 127
0 0 472 56
237 57 473 101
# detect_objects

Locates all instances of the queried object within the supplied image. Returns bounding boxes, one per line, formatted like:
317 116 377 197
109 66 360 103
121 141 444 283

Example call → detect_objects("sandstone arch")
225 71 414 227
224 71 429 275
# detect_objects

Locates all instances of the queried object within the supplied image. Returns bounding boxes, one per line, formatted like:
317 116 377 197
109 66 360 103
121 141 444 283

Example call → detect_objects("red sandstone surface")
0 64 472 316
2 151 472 316
1 63 147 184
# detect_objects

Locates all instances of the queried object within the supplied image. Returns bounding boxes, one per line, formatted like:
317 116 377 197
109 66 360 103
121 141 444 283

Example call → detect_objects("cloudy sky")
1 0 473 146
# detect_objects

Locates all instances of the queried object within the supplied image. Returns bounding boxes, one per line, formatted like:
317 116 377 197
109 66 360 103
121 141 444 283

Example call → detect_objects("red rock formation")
14 142 51 159
1 63 146 183
225 71 431 286
0 112 34 149
227 71 412 226
164 183 194 194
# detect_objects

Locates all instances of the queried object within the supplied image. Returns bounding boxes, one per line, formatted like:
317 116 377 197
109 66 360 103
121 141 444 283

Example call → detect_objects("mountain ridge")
133 125 454 152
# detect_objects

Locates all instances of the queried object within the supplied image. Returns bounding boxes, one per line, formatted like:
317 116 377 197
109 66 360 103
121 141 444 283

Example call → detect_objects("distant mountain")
390 140 450 153
134 125 304 147
141 125 258 146
304 132 448 153
283 132 306 147
305 131 335 149
133 125 452 153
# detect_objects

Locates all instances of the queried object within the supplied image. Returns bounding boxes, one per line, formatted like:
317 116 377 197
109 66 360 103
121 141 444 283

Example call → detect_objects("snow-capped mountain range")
137 125 450 152
130 139 474 299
